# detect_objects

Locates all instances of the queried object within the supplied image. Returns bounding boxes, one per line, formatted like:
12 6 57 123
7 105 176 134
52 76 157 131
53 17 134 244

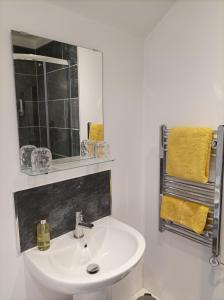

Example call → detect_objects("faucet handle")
75 211 83 222
78 222 94 229
75 211 94 229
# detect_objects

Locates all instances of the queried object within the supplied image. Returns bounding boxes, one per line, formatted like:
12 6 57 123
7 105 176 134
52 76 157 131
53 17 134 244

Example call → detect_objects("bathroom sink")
25 216 145 295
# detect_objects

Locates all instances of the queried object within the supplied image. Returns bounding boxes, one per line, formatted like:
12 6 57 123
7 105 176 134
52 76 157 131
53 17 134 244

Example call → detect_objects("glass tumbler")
20 145 37 169
95 141 110 159
31 147 52 173
80 140 96 158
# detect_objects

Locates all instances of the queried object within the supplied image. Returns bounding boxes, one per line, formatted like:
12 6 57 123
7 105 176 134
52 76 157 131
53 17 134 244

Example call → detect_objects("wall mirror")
11 31 107 174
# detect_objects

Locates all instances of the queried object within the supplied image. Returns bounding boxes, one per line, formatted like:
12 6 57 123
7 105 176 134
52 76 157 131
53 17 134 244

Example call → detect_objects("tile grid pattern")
13 46 41 146
37 41 80 158
13 42 80 159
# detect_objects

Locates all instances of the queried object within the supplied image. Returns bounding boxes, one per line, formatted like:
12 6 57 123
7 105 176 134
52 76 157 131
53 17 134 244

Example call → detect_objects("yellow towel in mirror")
160 195 209 234
166 127 213 183
89 123 104 141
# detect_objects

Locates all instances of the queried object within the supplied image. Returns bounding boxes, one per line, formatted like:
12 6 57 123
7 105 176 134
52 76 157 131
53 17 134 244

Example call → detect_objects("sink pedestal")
73 287 112 300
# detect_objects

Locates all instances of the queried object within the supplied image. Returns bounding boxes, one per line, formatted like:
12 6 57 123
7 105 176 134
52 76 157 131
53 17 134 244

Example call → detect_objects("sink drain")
137 294 157 300
86 264 100 274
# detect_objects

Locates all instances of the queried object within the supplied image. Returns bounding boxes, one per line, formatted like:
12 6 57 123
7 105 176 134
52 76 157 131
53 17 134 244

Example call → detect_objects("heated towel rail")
159 125 224 265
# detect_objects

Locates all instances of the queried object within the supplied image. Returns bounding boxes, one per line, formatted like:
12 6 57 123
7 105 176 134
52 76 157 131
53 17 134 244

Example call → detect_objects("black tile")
36 62 44 75
37 41 63 59
65 99 79 129
50 128 71 157
71 130 80 156
13 45 35 55
47 68 69 100
69 99 79 129
17 101 39 127
46 62 67 73
48 100 65 128
14 60 36 75
15 74 38 101
64 99 70 128
40 127 48 148
38 101 46 127
37 75 45 101
52 153 64 160
18 127 40 147
65 98 79 129
62 43 77 65
70 65 79 98
14 171 111 251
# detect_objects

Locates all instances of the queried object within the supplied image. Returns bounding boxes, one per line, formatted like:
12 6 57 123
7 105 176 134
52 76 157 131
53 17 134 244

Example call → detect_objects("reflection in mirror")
11 31 103 165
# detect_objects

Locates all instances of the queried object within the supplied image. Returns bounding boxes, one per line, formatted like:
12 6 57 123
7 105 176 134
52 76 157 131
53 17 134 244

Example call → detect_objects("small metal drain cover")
86 264 100 274
137 294 156 300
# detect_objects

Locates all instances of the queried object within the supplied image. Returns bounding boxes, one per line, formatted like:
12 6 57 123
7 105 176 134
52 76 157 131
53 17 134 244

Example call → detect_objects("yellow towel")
89 123 104 141
160 195 183 224
160 195 209 234
166 127 213 183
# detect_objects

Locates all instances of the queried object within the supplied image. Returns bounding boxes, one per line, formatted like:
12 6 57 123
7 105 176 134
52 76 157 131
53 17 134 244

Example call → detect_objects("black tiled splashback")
14 171 111 252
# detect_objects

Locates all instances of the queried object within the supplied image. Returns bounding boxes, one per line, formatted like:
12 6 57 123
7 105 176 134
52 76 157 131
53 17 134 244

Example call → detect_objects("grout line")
36 61 42 146
38 98 78 102
45 65 69 74
22 100 39 103
19 126 79 131
49 127 80 131
15 72 36 76
52 152 68 158
19 126 39 128
21 98 78 103
43 63 77 75
64 100 66 128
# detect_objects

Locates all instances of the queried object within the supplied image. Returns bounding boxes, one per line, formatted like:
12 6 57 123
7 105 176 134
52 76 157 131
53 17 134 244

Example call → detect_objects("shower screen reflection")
11 31 103 160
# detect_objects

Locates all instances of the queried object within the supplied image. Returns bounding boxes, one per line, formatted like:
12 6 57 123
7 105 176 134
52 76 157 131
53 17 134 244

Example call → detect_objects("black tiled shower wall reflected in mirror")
13 41 80 159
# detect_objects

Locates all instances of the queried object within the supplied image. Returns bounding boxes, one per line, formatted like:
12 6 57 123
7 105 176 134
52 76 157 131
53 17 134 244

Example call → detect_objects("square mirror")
11 31 105 173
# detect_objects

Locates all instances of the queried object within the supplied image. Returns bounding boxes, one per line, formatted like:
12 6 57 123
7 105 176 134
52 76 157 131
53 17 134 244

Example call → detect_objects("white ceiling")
44 0 176 38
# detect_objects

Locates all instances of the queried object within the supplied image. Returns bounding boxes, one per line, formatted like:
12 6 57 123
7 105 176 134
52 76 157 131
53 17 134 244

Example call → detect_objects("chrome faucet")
74 211 94 239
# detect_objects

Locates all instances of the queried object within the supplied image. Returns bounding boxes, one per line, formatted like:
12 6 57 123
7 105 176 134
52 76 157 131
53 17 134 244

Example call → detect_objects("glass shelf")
21 156 114 176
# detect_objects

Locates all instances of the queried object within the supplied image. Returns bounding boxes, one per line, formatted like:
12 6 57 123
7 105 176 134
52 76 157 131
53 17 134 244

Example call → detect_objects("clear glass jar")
31 147 52 173
80 140 96 158
20 145 37 169
95 141 110 159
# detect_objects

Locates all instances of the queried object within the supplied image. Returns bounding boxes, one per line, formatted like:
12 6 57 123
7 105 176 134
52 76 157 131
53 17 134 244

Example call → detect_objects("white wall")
0 1 144 300
143 1 224 299
78 47 103 142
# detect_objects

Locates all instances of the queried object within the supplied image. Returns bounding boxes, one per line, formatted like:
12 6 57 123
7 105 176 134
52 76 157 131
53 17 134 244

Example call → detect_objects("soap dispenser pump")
37 218 50 251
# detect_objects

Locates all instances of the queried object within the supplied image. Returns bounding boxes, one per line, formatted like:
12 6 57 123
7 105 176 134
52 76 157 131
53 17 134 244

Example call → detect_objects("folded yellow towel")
160 195 209 234
181 200 209 234
160 195 183 224
89 123 104 141
166 127 213 183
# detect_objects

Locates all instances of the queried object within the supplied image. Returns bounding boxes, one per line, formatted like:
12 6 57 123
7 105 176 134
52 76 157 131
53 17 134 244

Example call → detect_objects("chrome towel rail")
159 125 224 265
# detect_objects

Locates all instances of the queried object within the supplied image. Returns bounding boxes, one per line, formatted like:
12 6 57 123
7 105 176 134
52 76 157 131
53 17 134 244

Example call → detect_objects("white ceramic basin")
25 216 145 295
